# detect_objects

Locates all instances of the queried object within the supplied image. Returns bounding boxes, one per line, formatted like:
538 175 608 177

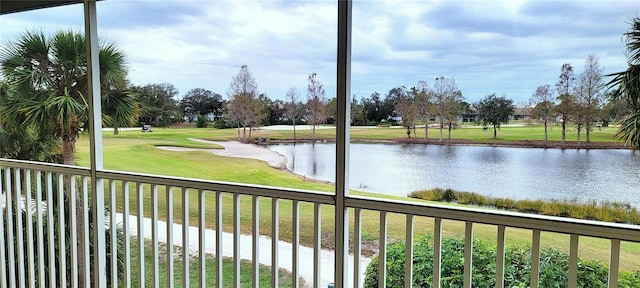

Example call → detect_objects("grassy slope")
74 125 639 271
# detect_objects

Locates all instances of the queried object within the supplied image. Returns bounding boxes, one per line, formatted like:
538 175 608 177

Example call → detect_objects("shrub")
196 116 208 128
363 236 639 287
409 188 640 224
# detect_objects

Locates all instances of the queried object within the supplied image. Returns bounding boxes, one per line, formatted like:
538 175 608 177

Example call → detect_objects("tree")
306 72 327 140
351 96 367 126
284 88 302 141
574 55 605 143
133 83 179 127
606 17 640 148
555 63 577 143
413 81 434 140
227 65 260 142
180 88 224 122
442 90 464 140
0 29 130 288
475 94 515 138
434 76 462 141
394 87 417 138
530 84 554 143
103 89 138 134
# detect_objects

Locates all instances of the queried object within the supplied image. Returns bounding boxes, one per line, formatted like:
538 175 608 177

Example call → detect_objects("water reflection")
266 143 640 208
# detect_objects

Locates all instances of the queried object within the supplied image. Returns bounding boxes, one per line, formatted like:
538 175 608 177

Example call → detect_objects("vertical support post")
609 239 620 288
463 222 473 288
433 218 442 288
84 1 106 287
496 226 506 288
404 215 414 288
252 195 260 288
335 0 352 287
569 234 579 288
531 230 541 288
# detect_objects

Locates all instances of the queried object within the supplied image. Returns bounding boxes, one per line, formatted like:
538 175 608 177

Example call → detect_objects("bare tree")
555 63 576 143
530 84 554 143
434 76 461 141
228 65 259 142
395 87 417 138
575 55 604 143
413 80 434 140
285 87 301 142
306 73 327 141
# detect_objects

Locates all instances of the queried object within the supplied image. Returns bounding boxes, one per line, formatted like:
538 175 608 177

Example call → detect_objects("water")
267 143 640 208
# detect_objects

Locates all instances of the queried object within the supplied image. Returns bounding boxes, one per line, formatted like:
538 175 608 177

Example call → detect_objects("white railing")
1 158 639 288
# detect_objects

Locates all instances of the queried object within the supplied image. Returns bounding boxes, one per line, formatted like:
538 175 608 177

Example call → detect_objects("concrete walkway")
116 214 372 287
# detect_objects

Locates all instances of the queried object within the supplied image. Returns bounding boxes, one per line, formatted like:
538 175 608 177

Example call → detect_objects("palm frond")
616 111 640 147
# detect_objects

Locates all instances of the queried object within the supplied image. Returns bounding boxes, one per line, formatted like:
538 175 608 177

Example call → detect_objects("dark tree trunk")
62 136 87 288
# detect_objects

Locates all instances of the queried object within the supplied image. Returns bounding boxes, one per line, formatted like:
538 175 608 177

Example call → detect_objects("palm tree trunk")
62 137 87 287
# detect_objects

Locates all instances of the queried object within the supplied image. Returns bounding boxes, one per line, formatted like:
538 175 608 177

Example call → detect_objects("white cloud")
1 0 639 104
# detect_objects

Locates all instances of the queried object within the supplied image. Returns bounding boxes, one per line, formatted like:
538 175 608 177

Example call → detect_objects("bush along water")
363 236 640 288
409 188 640 224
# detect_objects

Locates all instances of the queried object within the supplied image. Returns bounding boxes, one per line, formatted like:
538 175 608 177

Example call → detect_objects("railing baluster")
5 168 17 288
68 174 78 288
353 208 362 288
404 214 414 288
292 199 299 288
609 239 620 288
151 184 159 288
271 197 279 288
569 234 579 288
25 169 35 288
122 180 131 288
378 211 387 288
15 169 26 288
45 172 55 288
110 180 118 287
57 173 66 288
36 171 46 288
215 191 223 288
166 186 174 288
199 189 206 287
182 187 190 288
463 222 473 288
313 203 322 288
496 225 506 288
531 230 541 288
433 218 442 288
252 195 260 288
0 168 7 288
82 176 90 288
136 182 145 287
233 193 241 287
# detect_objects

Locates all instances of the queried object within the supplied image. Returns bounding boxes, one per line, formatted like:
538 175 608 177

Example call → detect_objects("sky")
1 0 639 105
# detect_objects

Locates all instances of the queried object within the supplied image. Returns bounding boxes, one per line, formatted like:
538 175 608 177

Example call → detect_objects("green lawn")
73 125 639 272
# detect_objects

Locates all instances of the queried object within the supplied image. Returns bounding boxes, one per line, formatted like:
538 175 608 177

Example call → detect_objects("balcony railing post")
83 0 106 287
335 0 352 286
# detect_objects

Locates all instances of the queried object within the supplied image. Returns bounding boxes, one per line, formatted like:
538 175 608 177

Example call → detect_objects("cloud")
1 0 639 104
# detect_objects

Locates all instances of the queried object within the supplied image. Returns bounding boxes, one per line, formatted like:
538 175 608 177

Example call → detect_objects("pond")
267 143 640 208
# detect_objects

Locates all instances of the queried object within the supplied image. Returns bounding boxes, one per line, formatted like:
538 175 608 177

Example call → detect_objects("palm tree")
607 17 640 148
1 30 134 164
1 30 134 287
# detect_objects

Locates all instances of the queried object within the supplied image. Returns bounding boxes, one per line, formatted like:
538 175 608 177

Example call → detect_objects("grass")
127 239 305 287
72 125 640 272
410 188 640 224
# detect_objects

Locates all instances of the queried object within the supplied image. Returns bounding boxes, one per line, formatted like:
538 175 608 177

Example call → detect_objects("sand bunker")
157 139 287 169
